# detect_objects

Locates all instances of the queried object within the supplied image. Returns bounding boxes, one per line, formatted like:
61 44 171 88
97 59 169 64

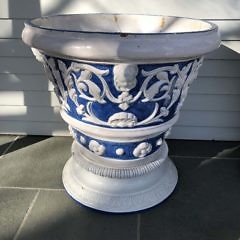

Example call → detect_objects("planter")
22 14 220 212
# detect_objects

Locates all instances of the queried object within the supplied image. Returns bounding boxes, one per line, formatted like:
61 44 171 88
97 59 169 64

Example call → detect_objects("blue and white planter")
22 14 220 212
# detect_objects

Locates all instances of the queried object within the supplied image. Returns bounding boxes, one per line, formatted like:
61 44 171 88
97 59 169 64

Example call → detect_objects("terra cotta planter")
22 14 220 212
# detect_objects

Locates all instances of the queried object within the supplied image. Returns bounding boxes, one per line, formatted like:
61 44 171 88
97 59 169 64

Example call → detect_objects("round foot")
62 144 178 213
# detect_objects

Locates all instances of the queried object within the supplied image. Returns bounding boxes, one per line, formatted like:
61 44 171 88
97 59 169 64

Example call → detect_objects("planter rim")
25 13 217 35
22 13 221 62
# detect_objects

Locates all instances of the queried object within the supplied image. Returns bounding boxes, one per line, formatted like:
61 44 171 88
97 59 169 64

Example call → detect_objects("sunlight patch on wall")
0 0 9 18
0 106 27 117
222 41 240 54
0 91 24 105
1 22 13 39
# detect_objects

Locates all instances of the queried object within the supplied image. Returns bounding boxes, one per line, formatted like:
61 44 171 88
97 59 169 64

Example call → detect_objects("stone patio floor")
0 135 239 240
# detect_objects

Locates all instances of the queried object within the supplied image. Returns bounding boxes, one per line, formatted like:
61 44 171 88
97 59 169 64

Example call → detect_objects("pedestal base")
62 141 178 213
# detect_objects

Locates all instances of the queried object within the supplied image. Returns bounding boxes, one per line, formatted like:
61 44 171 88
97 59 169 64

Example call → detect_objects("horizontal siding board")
0 106 62 122
1 58 240 77
189 77 240 95
206 43 240 60
0 91 240 111
1 73 240 96
183 94 240 111
0 73 54 91
1 39 240 59
0 57 44 74
177 111 240 128
0 104 240 128
0 120 68 136
1 0 240 19
198 60 240 77
0 74 239 95
0 91 59 106
0 39 33 57
0 120 239 140
0 19 24 38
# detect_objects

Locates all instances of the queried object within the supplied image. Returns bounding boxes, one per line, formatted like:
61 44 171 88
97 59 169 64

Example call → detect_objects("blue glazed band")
71 127 164 160
45 57 202 129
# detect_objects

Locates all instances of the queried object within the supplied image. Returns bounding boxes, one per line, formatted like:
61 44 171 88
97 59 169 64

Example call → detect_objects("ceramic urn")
22 14 220 212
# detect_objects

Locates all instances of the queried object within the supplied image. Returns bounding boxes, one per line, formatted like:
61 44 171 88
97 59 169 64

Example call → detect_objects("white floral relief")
133 142 152 158
31 48 45 63
113 64 138 110
71 65 109 104
118 92 134 111
80 136 86 144
176 57 204 112
68 125 76 139
89 140 105 156
113 64 138 92
156 138 163 146
37 56 203 128
116 148 125 156
76 104 85 115
57 60 79 110
80 60 202 127
108 112 137 127
31 48 67 106
138 57 203 124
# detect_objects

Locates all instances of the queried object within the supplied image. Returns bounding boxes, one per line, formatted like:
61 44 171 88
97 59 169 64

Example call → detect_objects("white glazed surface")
22 14 221 62
63 140 178 212
29 14 214 33
61 109 179 142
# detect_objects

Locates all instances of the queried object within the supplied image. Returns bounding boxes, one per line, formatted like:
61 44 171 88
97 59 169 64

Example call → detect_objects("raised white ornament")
22 14 220 212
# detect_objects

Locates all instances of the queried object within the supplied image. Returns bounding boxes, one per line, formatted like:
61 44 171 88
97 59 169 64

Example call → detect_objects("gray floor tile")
16 190 137 240
140 156 240 240
1 136 239 239
0 137 72 189
168 139 240 158
0 135 17 155
0 188 37 240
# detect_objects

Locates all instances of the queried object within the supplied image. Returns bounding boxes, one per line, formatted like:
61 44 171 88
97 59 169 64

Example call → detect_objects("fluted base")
62 141 178 213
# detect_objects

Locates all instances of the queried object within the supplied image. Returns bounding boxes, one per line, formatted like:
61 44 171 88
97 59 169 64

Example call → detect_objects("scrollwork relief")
34 53 203 128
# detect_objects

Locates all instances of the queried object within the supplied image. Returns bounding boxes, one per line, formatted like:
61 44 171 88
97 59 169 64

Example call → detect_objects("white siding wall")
0 0 240 140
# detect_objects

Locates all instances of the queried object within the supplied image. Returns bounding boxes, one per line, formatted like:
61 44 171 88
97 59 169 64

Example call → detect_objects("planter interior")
30 14 213 33
22 14 220 212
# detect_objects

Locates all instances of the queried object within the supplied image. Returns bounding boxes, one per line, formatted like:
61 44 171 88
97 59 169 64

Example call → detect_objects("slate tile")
168 139 240 158
140 156 240 240
0 188 37 240
0 137 72 189
16 190 137 240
